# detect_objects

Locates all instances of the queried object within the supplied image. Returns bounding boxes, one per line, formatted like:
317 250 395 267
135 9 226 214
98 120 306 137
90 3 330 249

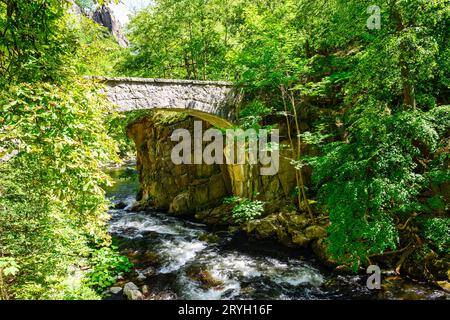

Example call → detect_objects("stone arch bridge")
93 77 241 128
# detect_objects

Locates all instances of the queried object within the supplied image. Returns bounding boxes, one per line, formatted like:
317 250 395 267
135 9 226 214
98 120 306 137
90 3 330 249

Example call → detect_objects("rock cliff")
92 6 129 48
126 112 306 218
127 114 231 215
69 1 129 48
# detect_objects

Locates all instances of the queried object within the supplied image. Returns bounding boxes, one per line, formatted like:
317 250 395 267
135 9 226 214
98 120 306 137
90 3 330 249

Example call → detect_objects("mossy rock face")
128 114 302 218
245 214 279 239
286 213 310 230
291 231 310 247
195 204 233 225
305 226 328 240
402 247 450 282
169 192 191 215
127 116 229 213
245 211 329 248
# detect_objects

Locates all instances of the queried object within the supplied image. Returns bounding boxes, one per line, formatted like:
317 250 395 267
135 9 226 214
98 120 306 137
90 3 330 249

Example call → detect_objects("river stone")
246 215 279 239
169 192 190 215
186 266 224 289
142 266 156 277
136 271 147 281
142 285 150 296
123 282 144 300
109 287 123 295
113 201 127 210
124 282 139 291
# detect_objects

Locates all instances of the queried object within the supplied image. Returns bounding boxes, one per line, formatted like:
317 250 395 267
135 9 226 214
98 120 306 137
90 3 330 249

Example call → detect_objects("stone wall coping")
87 76 234 87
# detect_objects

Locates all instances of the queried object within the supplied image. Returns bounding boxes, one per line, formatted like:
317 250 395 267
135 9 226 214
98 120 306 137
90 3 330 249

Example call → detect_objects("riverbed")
104 164 449 300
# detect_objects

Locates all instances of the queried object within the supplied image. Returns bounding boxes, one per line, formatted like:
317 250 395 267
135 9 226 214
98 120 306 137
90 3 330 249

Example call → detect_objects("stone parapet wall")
91 76 240 128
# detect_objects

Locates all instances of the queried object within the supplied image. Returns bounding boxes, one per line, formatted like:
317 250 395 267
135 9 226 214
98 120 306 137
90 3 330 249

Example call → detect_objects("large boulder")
169 192 190 215
123 282 144 300
246 214 280 239
245 212 328 248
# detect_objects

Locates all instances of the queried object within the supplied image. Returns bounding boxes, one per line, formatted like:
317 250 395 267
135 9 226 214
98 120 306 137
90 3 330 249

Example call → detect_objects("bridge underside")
141 108 233 128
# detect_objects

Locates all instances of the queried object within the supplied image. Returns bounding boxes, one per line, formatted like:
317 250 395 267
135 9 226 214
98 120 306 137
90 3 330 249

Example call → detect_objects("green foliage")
75 0 96 12
0 79 120 299
304 0 449 269
420 218 450 254
238 101 273 129
0 258 19 277
84 247 133 293
69 13 125 76
119 0 233 79
309 105 448 269
151 111 189 126
224 196 265 224
106 110 151 158
0 0 121 84
0 0 71 84
106 110 190 158
0 0 127 299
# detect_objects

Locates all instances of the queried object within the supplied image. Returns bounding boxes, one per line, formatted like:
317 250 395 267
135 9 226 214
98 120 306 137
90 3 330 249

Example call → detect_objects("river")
104 163 449 300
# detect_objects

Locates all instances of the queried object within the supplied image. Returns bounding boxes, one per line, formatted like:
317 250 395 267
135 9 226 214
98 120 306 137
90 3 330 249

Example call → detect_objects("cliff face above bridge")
96 77 240 128
69 1 129 48
92 6 129 48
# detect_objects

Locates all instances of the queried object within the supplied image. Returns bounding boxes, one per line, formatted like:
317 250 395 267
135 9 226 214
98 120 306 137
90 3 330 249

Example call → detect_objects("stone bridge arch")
93 77 240 128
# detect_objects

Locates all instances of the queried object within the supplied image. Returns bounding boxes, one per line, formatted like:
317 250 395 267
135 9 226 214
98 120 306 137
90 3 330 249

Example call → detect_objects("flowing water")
105 164 449 300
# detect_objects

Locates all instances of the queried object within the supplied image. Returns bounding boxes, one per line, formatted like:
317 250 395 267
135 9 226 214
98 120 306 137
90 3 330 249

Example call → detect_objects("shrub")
224 196 265 224
84 247 133 293
421 218 450 254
